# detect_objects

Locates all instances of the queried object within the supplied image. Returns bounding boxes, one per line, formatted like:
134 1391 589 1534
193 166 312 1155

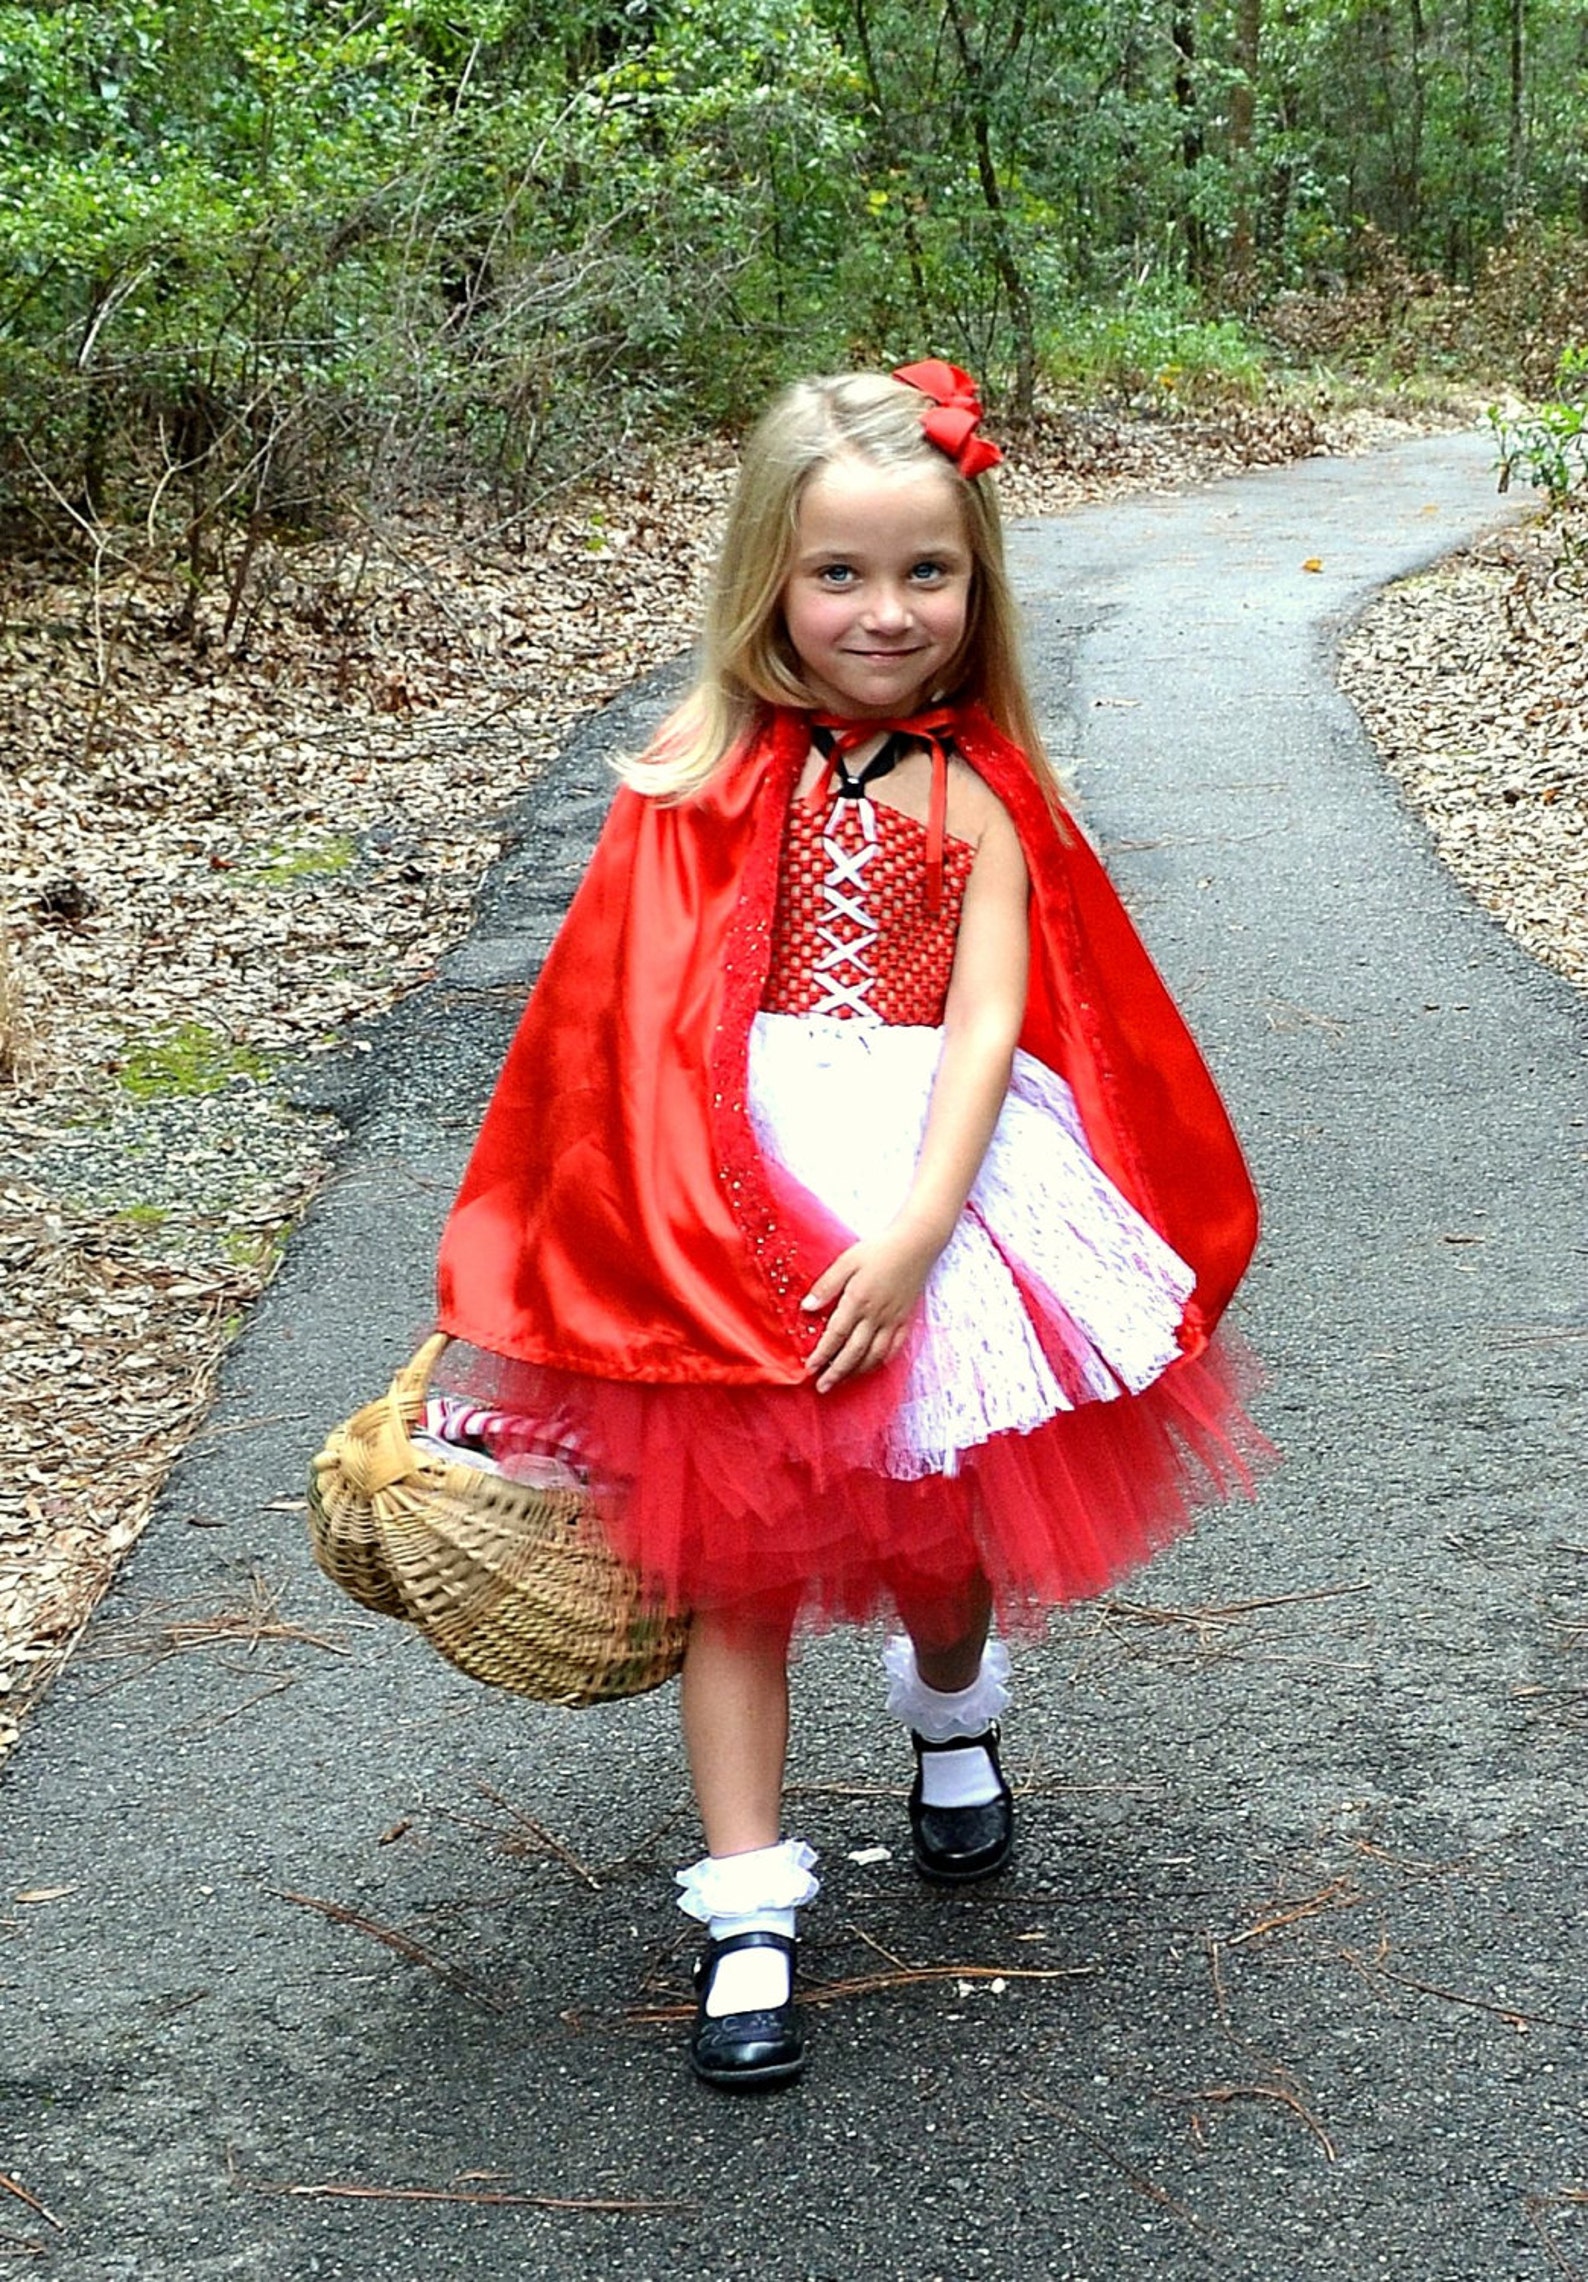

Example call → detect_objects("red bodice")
761 796 976 1026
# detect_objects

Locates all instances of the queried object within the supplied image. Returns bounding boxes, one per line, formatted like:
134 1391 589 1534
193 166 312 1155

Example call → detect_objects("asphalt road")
3 430 1584 2282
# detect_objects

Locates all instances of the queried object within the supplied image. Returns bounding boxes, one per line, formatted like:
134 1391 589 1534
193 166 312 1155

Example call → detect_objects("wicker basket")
306 1333 687 1706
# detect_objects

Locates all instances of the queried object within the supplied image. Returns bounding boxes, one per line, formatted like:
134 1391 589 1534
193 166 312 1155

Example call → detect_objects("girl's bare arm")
803 801 1030 1391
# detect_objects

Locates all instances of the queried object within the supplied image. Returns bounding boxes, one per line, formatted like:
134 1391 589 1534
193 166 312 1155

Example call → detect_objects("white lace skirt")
746 1012 1196 1482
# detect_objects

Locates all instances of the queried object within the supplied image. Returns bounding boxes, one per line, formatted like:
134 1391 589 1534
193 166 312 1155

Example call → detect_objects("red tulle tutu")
434 1330 1269 1629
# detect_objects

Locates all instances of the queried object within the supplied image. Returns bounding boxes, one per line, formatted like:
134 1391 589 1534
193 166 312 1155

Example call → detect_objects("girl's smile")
782 458 973 718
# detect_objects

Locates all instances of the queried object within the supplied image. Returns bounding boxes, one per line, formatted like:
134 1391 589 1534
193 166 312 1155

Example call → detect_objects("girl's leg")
680 1598 796 1857
675 1593 817 2083
887 1568 1014 1881
895 1567 993 1692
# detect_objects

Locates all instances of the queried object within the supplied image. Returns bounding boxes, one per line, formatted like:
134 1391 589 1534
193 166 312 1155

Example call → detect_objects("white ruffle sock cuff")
884 1636 1011 1811
675 1841 819 2020
674 1838 820 1926
882 1634 1011 1741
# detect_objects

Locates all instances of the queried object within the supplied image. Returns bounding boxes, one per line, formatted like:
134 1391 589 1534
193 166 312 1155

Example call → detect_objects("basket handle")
359 1331 451 1498
393 1331 451 1409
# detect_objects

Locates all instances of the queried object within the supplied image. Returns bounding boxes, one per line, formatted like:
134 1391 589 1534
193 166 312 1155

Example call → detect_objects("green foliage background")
1 0 1584 554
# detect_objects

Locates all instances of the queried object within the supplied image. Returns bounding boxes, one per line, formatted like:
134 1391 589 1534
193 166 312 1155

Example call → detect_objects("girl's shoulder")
949 709 1077 850
943 751 1016 854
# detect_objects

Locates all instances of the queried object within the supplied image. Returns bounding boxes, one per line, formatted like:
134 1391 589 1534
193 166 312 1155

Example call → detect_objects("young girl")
435 362 1262 2091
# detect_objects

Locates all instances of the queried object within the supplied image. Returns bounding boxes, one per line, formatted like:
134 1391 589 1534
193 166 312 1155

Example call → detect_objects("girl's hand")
801 1225 942 1392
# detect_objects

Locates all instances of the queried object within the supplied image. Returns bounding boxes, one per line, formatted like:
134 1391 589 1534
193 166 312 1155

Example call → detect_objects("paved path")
3 433 1584 2282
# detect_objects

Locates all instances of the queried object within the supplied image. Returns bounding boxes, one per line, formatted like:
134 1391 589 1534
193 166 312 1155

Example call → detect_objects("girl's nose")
861 583 912 630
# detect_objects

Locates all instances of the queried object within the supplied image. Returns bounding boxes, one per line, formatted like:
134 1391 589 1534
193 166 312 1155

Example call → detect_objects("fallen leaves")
82 1568 353 1676
1340 500 1588 999
0 454 738 1754
0 2171 64 2233
277 1887 515 2014
225 2146 694 2216
1170 2078 1338 2162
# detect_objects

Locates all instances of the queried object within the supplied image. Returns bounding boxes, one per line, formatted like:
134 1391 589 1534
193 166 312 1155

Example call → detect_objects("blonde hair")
621 370 1061 806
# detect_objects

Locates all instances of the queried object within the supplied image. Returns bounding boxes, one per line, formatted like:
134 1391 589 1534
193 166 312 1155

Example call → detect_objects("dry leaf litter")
0 402 1529 1764
1340 498 1588 998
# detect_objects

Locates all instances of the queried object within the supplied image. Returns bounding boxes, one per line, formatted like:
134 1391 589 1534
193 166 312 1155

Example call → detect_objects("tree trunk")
1581 12 1588 230
1227 0 1261 302
1506 0 1526 221
1264 2 1300 268
1406 0 1426 251
1172 2 1205 282
1458 0 1478 280
851 0 932 334
941 0 1036 422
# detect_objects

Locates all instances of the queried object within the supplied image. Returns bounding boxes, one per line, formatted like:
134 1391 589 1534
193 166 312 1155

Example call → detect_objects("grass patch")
115 1022 271 1100
221 1223 289 1274
251 834 357 886
113 1202 171 1230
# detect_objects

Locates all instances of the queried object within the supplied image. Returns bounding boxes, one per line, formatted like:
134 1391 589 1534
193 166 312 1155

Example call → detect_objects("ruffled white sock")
675 1841 819 2018
883 1636 1011 1808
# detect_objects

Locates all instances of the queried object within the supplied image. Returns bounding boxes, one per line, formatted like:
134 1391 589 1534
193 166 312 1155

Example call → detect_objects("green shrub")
1490 346 1588 507
1042 287 1270 403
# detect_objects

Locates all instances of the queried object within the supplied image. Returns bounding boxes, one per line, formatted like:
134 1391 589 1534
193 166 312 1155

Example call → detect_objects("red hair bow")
892 358 1003 479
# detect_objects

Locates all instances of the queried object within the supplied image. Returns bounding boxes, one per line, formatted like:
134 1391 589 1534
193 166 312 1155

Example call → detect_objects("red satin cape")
436 705 1258 1383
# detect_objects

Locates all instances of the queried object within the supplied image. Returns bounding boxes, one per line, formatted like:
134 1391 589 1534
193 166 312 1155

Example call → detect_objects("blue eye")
818 564 856 586
910 560 946 582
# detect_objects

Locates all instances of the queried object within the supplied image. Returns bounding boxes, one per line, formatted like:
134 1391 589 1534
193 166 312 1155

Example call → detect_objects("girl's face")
781 456 973 718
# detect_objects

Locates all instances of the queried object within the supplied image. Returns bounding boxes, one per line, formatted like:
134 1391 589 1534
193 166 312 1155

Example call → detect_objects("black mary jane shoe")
909 1727 1015 1886
689 1930 805 2091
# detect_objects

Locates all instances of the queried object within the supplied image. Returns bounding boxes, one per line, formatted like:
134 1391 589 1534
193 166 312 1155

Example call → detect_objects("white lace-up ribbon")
810 806 882 1019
